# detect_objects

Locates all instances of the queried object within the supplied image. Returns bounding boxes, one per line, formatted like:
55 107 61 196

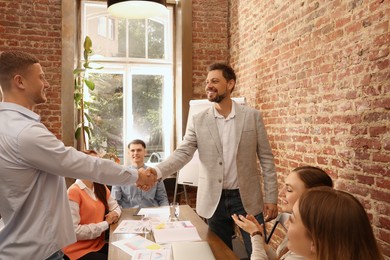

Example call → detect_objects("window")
97 16 115 39
82 1 173 165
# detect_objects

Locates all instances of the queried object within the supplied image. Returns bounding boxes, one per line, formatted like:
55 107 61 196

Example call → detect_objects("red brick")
362 164 389 177
338 182 369 197
356 175 375 185
373 153 390 163
379 227 390 244
377 178 390 190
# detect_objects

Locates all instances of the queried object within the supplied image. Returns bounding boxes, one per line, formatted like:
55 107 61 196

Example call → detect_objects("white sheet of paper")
113 220 145 234
172 241 215 260
111 235 166 257
133 249 171 260
152 221 201 244
137 207 170 221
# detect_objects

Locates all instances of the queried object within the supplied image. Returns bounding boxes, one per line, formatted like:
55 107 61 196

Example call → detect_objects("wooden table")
108 205 239 260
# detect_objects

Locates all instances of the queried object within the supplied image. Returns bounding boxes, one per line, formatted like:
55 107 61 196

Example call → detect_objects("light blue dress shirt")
111 165 169 208
0 102 138 260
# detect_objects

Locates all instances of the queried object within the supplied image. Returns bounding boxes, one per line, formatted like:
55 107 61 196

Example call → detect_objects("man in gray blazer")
150 63 278 257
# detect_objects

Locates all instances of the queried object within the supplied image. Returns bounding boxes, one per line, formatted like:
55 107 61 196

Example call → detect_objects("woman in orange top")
63 150 121 260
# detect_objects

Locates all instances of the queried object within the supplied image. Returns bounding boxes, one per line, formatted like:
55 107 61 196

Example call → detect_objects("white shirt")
0 102 138 260
68 180 121 240
213 103 238 189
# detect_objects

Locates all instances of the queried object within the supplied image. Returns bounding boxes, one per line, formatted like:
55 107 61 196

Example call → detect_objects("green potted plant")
74 36 103 151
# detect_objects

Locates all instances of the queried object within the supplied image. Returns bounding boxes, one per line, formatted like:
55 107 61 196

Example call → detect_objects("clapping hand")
136 167 157 191
246 214 263 231
232 214 263 235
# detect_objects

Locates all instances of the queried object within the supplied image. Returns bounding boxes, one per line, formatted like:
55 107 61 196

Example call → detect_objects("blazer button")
218 179 222 183
219 162 222 165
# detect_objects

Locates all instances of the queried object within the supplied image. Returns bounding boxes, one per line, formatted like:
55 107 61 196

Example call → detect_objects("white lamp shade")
107 0 167 19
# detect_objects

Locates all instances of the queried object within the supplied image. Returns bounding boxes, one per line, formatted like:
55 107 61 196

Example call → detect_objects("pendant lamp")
107 0 167 19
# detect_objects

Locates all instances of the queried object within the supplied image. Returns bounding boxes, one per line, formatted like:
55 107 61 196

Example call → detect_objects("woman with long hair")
63 150 121 260
233 165 333 260
288 187 384 260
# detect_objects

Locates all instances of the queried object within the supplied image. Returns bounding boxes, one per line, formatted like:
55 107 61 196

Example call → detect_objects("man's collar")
213 101 236 119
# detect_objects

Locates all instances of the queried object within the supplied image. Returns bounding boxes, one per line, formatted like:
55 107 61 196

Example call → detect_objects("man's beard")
207 89 227 103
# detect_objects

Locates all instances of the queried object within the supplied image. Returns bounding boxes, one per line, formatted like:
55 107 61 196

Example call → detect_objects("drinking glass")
169 202 180 221
141 216 152 239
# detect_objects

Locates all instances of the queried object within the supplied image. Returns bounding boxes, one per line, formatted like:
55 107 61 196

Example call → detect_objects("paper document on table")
152 221 201 244
172 241 215 260
137 206 170 221
111 235 171 259
113 220 145 234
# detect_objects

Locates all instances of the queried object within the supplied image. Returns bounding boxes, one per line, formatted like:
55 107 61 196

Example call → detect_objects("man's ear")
227 79 235 92
14 75 25 89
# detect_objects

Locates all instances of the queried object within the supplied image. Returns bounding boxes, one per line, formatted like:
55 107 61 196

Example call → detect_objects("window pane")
128 19 146 58
132 74 163 154
117 18 127 57
84 3 126 58
88 73 124 161
148 20 165 59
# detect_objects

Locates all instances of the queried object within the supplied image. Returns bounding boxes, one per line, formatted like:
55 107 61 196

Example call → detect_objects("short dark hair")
207 63 236 93
207 63 236 82
0 51 39 90
128 139 146 149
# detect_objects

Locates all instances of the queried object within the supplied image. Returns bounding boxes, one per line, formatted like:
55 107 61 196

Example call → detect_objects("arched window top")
83 1 172 62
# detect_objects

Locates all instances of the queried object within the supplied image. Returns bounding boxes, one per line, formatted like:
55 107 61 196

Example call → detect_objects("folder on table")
172 241 215 260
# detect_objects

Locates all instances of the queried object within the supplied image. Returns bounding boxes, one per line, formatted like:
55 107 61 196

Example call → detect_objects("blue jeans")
207 189 264 258
45 250 64 260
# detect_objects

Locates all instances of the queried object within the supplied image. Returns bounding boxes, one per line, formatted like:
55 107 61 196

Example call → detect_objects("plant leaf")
73 68 85 74
84 36 92 52
75 126 81 139
85 79 95 91
74 93 83 103
84 112 93 123
84 126 92 139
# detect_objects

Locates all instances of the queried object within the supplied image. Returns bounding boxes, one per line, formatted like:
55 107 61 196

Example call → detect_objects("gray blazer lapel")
205 108 223 155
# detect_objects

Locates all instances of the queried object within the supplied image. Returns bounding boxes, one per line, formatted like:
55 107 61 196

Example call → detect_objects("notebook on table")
172 241 215 260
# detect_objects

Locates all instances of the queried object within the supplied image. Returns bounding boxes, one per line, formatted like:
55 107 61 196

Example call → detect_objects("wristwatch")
250 231 262 237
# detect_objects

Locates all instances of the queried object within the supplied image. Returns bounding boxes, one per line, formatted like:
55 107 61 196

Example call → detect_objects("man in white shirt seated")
111 139 169 208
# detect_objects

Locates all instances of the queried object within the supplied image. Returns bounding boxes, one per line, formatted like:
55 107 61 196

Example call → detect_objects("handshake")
136 167 158 191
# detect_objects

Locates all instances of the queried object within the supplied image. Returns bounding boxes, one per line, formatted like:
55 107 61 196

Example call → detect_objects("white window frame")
81 0 174 163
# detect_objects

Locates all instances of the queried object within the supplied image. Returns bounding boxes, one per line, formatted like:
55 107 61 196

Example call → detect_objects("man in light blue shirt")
0 51 157 260
112 139 169 208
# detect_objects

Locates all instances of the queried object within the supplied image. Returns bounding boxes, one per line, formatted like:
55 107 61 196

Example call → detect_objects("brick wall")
192 0 389 257
0 0 62 139
1 0 388 257
192 0 230 99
